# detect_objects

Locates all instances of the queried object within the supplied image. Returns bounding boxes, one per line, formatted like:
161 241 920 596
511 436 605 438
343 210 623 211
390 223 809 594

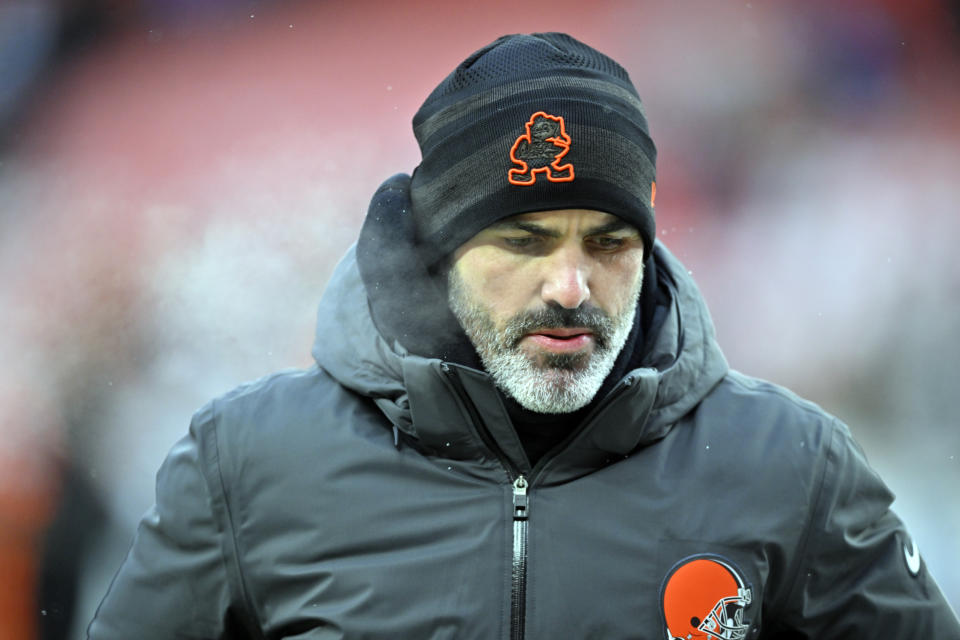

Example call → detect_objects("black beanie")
410 32 657 264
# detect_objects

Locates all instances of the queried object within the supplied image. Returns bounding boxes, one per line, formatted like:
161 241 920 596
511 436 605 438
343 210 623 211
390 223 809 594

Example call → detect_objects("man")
89 33 959 639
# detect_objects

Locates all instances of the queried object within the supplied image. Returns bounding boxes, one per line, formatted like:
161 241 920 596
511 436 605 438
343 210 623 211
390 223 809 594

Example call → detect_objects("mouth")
523 327 595 353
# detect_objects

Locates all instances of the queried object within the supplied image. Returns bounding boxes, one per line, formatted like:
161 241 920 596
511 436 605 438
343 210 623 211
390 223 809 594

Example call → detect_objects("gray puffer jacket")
89 239 959 639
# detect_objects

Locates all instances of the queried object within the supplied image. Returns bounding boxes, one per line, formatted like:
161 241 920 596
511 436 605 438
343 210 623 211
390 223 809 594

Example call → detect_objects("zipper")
438 365 532 639
504 377 639 638
511 475 529 640
439 365 645 639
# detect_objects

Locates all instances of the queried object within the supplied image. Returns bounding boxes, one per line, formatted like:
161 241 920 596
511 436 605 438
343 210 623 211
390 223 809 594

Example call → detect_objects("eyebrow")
491 218 635 237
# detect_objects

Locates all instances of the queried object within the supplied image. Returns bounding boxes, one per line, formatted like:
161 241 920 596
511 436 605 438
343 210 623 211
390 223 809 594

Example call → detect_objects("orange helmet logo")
660 556 753 640
508 111 575 186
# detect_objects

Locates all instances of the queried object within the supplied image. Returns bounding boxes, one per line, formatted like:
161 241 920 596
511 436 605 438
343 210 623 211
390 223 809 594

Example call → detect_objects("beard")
447 267 642 414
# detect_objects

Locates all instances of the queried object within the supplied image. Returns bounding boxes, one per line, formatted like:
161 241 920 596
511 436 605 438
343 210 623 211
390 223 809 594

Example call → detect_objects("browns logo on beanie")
409 32 657 264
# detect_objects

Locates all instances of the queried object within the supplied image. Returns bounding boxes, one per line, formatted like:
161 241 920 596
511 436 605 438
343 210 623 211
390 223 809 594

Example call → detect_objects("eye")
503 236 541 250
587 235 627 251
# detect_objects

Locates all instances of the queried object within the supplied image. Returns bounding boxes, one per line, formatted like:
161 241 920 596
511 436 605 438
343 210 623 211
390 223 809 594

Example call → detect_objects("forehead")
487 208 631 232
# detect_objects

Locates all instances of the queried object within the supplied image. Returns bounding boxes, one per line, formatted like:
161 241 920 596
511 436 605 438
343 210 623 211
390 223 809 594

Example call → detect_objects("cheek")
452 254 533 323
474 267 532 317
594 263 644 313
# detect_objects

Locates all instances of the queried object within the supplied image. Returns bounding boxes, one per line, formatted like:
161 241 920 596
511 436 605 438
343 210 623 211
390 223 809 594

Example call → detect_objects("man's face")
448 209 645 413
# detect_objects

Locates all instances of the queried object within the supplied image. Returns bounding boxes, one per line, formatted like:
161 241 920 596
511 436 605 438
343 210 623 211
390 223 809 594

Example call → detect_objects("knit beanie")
410 32 657 264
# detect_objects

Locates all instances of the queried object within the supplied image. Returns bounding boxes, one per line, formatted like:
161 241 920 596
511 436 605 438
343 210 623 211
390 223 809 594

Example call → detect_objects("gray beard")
448 267 642 414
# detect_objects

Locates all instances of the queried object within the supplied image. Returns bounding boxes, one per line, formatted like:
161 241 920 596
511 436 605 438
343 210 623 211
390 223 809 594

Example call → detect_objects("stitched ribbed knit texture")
410 33 657 263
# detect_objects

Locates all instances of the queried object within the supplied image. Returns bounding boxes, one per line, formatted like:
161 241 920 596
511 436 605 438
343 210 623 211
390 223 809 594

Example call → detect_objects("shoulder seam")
767 416 842 620
203 399 266 638
214 367 317 408
724 371 832 422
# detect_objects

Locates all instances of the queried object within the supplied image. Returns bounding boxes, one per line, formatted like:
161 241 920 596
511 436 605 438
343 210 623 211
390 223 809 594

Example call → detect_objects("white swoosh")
903 537 921 576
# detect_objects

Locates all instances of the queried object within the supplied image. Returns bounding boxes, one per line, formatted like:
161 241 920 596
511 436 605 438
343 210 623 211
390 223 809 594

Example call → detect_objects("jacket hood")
310 243 414 432
639 242 729 435
312 175 728 462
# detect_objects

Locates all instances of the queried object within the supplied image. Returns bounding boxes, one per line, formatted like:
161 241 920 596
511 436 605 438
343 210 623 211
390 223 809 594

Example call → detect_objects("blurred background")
1 0 958 637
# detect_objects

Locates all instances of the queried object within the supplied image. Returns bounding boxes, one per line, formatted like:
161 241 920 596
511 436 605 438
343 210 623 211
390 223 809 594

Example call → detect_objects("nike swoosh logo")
903 537 921 576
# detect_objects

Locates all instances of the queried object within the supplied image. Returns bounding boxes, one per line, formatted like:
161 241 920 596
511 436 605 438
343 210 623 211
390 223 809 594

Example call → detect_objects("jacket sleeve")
780 419 960 637
87 403 255 639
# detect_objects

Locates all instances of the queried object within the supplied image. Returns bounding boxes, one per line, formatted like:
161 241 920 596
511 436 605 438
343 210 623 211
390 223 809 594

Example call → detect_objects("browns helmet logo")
508 111 575 185
660 555 753 640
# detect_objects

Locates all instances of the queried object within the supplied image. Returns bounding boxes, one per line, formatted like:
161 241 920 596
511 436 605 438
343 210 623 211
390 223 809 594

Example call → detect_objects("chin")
525 347 594 372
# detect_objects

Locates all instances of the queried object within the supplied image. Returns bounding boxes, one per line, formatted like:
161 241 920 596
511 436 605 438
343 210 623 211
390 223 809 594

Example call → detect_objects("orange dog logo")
508 111 575 185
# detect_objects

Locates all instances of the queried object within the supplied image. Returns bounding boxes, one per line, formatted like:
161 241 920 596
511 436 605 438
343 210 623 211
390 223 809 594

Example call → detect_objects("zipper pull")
513 475 529 520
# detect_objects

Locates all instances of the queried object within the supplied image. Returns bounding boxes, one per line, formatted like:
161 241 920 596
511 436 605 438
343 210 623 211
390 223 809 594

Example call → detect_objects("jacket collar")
314 240 726 484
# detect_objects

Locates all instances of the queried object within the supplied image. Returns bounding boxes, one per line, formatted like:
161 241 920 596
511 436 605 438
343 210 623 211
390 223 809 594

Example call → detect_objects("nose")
540 246 590 309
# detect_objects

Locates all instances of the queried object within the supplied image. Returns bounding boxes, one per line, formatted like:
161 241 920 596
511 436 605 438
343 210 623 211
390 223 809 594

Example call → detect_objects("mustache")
504 303 615 349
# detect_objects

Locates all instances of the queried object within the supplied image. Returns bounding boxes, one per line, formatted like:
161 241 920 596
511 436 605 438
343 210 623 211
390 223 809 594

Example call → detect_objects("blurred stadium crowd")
1 0 958 637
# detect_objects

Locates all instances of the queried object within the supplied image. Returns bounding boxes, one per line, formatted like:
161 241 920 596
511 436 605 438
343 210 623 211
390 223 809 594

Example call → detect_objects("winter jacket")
88 223 959 639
